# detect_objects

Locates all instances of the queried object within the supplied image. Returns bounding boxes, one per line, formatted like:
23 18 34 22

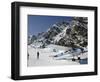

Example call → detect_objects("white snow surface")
27 44 80 67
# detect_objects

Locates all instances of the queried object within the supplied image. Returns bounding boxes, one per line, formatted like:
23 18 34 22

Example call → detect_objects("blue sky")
28 15 73 35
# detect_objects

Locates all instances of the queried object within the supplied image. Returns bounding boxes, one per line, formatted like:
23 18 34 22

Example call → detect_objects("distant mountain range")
28 17 88 49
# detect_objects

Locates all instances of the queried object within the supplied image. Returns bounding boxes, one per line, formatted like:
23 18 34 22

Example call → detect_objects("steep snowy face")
43 21 69 40
57 17 88 48
28 21 70 48
37 21 70 45
53 26 68 42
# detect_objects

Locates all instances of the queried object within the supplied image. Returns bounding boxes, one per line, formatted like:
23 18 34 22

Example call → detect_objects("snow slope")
53 26 68 42
27 45 80 67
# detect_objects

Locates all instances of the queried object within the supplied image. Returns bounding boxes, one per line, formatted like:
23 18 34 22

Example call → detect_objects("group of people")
28 51 40 60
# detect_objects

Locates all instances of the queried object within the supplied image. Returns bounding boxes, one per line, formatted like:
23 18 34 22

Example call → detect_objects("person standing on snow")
37 51 39 59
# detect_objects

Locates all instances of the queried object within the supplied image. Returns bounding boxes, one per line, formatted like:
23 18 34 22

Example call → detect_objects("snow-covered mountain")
28 17 88 49
28 21 70 47
56 17 88 48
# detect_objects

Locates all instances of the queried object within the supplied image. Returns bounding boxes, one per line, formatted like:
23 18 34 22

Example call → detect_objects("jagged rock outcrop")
57 17 88 48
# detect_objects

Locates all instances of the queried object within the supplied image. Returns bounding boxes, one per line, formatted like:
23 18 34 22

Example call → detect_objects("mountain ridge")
28 17 88 49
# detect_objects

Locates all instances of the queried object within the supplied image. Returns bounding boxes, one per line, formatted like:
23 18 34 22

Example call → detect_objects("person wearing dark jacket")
37 51 39 59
